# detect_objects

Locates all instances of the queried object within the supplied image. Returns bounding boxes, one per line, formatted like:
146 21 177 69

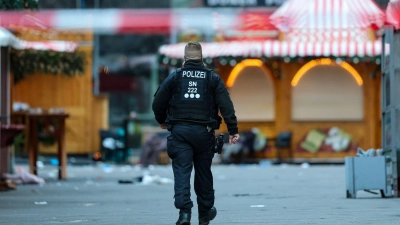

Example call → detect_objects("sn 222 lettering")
188 81 197 93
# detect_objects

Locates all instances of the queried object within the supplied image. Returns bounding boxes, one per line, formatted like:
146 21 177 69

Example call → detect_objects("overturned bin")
345 149 393 198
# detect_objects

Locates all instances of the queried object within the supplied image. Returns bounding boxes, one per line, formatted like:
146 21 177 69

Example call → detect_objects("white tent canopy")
269 0 385 42
159 0 386 59
0 27 77 52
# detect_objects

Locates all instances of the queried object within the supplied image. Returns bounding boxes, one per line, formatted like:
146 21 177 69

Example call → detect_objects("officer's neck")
183 60 204 68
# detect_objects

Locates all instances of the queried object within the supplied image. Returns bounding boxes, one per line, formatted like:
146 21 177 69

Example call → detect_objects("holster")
167 123 173 131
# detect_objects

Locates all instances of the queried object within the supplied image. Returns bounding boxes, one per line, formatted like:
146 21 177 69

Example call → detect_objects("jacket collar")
183 60 205 68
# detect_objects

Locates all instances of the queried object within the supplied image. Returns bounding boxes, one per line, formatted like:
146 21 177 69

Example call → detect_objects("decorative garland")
10 50 86 83
0 0 38 10
2 1 86 83
158 55 382 68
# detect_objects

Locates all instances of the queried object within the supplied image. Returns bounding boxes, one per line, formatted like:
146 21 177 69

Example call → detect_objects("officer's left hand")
160 123 167 129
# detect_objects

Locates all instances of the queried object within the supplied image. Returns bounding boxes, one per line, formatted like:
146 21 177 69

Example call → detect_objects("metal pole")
93 0 100 95
6 47 9 125
149 57 159 113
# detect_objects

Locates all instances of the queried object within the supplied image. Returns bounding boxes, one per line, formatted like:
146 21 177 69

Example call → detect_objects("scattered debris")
118 180 133 184
233 193 263 197
357 147 383 157
36 161 45 168
102 164 114 173
250 205 265 208
118 172 173 185
142 174 173 185
2 167 45 185
50 158 59 166
300 162 310 169
34 202 47 205
83 203 95 207
259 160 272 168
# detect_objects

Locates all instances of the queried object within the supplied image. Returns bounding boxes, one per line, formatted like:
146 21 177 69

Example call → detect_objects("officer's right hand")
160 123 167 129
229 134 240 145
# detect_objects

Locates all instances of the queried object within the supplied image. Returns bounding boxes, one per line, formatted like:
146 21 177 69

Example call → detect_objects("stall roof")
0 27 77 52
159 40 383 59
386 0 400 30
159 0 385 60
270 0 385 31
269 0 385 43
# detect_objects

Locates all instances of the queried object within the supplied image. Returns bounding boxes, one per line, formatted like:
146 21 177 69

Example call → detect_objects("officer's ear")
182 57 186 67
202 57 207 67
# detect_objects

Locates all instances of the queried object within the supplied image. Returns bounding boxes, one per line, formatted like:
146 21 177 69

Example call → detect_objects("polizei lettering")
182 70 206 79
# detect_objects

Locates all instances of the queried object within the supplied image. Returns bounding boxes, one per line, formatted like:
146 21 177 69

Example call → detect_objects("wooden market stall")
9 27 108 155
158 0 386 163
0 26 88 179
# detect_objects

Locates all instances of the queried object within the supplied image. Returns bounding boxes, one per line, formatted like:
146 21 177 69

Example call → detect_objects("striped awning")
0 28 77 52
19 40 78 52
270 0 385 42
270 0 385 30
159 40 383 59
387 0 400 30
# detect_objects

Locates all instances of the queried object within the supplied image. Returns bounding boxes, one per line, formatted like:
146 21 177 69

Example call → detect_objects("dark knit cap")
184 42 202 60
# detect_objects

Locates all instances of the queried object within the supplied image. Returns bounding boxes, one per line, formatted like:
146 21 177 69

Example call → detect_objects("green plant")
13 132 25 156
37 118 59 146
1 0 86 82
10 50 86 83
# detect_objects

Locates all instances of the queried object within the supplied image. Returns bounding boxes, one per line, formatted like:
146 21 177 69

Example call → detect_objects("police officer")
152 42 240 225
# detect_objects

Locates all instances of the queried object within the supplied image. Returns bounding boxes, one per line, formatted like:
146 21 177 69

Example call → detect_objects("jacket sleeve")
213 74 238 135
152 72 175 124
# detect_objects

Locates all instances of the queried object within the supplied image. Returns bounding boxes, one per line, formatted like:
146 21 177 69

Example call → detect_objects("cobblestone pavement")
1 163 399 225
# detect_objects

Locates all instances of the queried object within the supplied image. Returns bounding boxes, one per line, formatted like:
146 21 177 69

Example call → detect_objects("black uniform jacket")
152 60 238 135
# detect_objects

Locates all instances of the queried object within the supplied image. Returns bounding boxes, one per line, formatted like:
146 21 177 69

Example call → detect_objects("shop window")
292 65 363 121
229 66 275 121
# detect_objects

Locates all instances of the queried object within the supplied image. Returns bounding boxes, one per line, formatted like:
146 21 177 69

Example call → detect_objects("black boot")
176 211 191 225
199 207 217 225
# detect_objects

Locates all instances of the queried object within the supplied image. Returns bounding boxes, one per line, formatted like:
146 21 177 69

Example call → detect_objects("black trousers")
167 124 215 214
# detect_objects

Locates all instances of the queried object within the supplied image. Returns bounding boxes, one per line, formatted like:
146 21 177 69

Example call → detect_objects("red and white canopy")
269 0 385 43
270 0 385 31
160 0 385 60
386 0 400 30
159 40 383 59
19 40 78 52
0 28 77 52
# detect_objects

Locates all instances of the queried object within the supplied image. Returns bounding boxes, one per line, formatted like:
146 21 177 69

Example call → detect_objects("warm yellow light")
291 58 363 86
320 58 332 65
227 59 265 88
339 62 364 86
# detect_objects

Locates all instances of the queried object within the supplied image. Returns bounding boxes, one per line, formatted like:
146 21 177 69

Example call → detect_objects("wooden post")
29 117 38 175
25 113 69 179
58 117 67 179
